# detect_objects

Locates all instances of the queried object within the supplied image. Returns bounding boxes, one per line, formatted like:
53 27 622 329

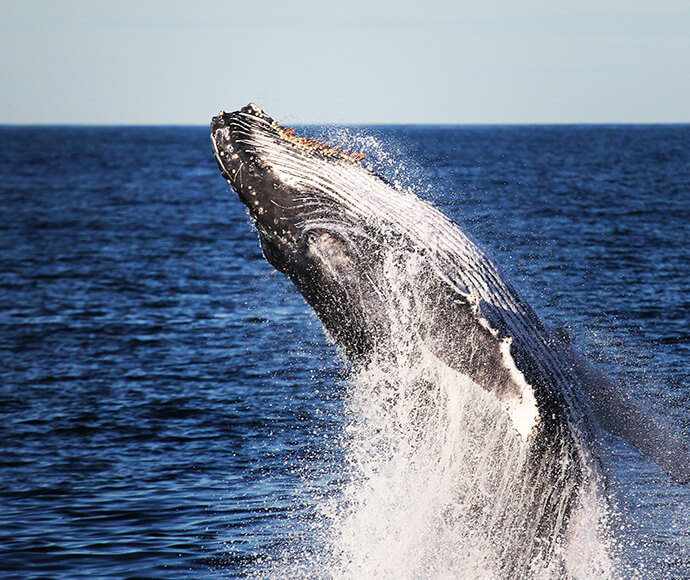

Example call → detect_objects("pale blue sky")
1 0 688 124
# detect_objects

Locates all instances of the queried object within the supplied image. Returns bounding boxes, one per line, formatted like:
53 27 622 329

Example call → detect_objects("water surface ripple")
0 125 688 578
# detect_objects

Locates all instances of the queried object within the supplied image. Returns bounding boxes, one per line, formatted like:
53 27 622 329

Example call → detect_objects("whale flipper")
560 339 690 483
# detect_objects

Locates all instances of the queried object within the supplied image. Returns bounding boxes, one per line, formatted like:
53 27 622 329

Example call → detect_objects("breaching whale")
211 104 689 577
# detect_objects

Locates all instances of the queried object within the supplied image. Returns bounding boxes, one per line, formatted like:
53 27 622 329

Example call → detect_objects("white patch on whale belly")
468 291 541 441
499 337 541 441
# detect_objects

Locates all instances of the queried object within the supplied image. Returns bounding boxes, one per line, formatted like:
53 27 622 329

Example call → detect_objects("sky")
1 0 688 125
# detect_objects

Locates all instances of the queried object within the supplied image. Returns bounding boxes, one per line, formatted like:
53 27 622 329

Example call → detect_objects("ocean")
1 124 688 578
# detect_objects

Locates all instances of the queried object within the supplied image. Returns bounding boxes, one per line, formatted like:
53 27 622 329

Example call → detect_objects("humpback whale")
211 104 689 577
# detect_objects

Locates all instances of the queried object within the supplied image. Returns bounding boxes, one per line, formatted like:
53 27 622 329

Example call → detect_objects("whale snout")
211 105 313 257
210 108 271 203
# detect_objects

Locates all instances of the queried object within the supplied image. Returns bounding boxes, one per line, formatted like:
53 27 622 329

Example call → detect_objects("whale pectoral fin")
561 341 690 483
420 281 540 441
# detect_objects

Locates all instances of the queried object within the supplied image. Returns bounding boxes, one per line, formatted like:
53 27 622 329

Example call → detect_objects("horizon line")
2 121 690 128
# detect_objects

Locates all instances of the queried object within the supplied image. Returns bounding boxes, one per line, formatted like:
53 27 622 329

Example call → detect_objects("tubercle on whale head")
273 125 366 163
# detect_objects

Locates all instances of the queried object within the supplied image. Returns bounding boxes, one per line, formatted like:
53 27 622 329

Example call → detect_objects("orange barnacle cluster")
272 122 365 164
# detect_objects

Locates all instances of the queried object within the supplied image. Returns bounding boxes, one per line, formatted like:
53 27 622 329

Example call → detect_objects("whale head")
211 104 395 361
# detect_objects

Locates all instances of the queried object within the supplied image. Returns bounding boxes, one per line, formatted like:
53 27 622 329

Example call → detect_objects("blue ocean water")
1 124 688 578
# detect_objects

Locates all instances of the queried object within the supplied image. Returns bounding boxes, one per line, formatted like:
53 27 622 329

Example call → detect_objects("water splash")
321 352 615 579
335 358 528 578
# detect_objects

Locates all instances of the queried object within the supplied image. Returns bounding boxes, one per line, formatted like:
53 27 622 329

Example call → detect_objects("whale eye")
304 231 319 246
